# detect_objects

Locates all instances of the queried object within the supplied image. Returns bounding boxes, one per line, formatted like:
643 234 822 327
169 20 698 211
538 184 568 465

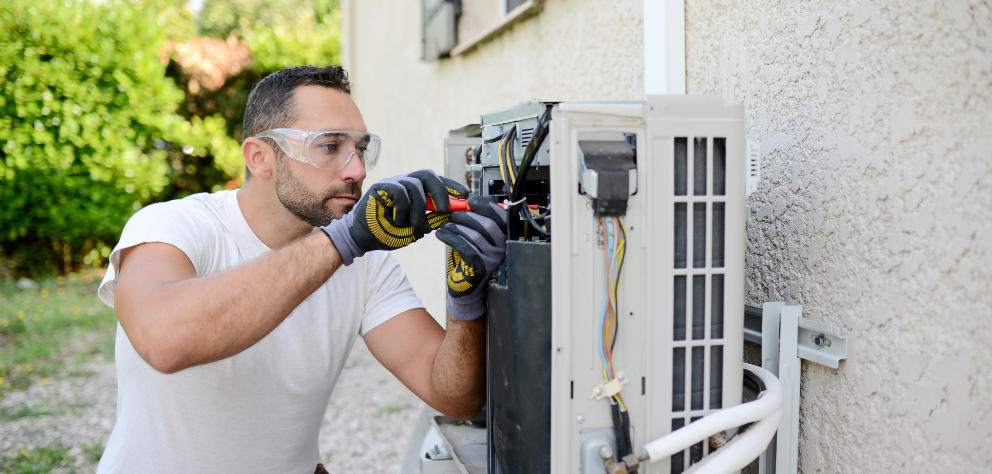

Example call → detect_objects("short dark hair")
242 65 352 142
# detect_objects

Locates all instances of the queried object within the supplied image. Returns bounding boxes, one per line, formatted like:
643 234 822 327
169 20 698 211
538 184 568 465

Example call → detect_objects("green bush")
156 0 341 201
0 0 241 275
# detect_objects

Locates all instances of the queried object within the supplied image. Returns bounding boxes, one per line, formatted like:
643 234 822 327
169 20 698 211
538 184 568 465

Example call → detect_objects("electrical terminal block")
589 372 628 400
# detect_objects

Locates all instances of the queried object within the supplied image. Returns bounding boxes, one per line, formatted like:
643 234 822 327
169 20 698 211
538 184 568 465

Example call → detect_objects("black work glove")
436 195 507 320
322 170 467 265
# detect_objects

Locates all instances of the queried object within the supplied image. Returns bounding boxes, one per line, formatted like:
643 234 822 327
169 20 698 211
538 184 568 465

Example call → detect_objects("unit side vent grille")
670 136 727 474
518 126 535 148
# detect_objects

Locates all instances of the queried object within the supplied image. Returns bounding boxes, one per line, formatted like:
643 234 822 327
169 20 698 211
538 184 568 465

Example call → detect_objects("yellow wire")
599 217 629 413
609 219 624 354
497 137 509 191
610 217 627 412
613 217 625 306
504 133 516 184
600 218 612 382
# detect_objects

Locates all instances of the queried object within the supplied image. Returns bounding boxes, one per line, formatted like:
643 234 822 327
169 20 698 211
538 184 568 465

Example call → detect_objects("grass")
0 269 117 395
0 270 117 472
1 443 75 473
377 401 412 416
0 404 55 422
78 441 105 464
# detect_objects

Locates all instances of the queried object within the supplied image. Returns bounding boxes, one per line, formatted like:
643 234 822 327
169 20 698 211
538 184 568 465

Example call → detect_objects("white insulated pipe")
643 363 783 463
685 404 782 473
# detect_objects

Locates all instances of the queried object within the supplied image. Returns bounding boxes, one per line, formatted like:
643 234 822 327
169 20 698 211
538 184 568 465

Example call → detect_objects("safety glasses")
254 128 381 171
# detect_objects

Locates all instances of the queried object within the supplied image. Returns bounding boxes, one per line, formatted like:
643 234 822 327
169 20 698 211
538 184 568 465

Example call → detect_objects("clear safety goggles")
254 128 381 171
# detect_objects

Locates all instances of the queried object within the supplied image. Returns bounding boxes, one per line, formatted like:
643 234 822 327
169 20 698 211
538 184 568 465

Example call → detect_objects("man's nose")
339 150 367 183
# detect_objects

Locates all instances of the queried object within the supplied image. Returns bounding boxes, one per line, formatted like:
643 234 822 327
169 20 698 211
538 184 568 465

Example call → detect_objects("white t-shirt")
96 189 423 474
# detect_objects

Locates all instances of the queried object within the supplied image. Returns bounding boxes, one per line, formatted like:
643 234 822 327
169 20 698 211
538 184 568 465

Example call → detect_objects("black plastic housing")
486 240 552 474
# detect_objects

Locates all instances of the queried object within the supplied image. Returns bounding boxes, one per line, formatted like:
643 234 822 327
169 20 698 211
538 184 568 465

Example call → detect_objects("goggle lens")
306 131 380 170
255 129 381 170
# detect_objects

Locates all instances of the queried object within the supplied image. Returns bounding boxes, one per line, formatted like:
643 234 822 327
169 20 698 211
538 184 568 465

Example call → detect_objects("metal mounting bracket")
796 316 848 369
748 302 848 474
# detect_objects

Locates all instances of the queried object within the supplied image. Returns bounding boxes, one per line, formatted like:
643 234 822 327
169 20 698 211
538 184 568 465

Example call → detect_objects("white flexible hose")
643 363 782 463
685 404 782 473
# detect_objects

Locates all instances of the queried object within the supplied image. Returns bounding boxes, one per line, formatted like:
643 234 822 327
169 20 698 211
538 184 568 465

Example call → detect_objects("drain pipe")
644 0 685 95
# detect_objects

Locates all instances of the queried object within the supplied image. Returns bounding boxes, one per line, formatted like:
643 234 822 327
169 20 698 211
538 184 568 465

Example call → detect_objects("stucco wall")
341 0 643 319
342 0 990 470
686 1 992 471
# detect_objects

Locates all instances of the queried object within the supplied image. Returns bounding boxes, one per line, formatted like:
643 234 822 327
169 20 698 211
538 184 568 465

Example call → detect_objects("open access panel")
447 96 746 473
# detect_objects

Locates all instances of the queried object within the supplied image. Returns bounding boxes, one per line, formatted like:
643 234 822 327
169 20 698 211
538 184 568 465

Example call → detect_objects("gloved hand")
435 195 507 321
322 170 468 265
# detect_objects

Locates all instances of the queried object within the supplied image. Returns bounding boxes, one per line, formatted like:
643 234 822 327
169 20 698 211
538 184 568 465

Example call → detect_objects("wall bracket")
746 302 848 474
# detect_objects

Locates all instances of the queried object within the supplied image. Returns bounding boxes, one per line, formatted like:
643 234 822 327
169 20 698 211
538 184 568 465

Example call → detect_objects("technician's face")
274 85 368 226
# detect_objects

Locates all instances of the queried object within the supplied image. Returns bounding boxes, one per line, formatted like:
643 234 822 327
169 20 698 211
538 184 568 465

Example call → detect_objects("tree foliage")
0 0 342 276
158 0 341 200
0 0 240 275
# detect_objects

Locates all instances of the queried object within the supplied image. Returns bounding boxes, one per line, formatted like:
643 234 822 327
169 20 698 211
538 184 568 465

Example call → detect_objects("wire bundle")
497 125 517 194
598 216 635 462
598 216 627 408
497 124 550 236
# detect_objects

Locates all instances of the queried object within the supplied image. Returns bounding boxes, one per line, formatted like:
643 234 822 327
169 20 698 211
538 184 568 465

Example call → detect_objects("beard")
274 156 362 227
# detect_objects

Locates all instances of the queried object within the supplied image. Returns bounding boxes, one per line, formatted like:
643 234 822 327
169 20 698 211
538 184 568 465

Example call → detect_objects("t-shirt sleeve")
97 201 215 308
358 252 425 336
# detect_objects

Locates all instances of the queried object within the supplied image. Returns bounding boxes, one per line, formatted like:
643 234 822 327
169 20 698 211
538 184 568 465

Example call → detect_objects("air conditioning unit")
424 96 747 474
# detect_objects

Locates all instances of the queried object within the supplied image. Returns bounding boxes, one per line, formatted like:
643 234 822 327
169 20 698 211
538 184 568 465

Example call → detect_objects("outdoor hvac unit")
440 96 746 474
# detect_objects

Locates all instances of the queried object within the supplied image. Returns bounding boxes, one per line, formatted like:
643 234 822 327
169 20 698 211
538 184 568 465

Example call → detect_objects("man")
95 65 506 473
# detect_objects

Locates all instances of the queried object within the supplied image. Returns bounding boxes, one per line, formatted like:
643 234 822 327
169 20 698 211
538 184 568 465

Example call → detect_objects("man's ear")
242 138 274 178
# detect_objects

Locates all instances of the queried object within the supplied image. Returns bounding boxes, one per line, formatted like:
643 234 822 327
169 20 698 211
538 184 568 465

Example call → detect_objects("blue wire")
599 288 609 374
599 218 614 377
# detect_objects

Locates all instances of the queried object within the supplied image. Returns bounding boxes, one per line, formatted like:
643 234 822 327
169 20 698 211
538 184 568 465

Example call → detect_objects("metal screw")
617 373 626 383
600 446 614 459
576 415 585 424
593 387 604 396
813 333 827 348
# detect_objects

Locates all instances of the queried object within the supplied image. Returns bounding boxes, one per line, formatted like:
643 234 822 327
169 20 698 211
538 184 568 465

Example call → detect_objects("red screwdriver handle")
426 197 472 212
426 197 537 212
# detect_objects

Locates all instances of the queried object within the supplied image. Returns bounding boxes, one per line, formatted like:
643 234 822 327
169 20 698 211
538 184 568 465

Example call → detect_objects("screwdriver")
426 197 539 212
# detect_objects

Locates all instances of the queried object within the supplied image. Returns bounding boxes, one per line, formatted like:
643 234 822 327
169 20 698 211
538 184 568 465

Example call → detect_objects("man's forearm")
118 231 341 373
430 317 486 420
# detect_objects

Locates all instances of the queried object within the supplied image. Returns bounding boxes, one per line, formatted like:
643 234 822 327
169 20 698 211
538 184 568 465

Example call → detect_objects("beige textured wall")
686 1 992 471
341 0 643 318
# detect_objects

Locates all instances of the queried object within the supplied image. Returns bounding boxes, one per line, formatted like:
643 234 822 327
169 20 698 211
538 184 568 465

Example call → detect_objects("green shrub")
0 0 240 276
156 0 342 201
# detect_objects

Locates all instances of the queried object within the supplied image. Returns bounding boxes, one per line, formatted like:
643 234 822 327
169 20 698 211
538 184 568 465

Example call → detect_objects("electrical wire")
510 106 551 204
504 125 517 186
496 125 518 197
497 134 510 195
508 106 552 226
598 216 627 412
595 215 635 463
611 217 627 351
520 203 550 236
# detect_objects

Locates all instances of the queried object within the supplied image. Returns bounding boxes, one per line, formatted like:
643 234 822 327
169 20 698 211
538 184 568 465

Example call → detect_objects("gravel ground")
0 338 423 473
319 340 423 473
0 360 117 471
